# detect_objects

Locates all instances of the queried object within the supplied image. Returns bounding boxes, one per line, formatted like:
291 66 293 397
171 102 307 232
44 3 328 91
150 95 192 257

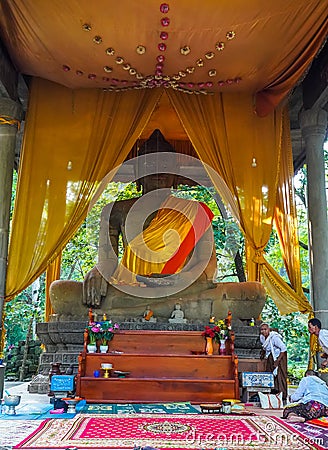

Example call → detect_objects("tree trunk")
19 279 40 381
19 316 33 381
213 193 247 282
234 251 246 282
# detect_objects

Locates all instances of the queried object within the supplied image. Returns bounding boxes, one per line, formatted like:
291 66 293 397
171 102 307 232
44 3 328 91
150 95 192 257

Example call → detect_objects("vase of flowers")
86 322 102 352
202 325 221 355
219 339 226 355
205 337 214 355
86 320 119 353
216 319 231 354
87 343 97 353
99 320 120 353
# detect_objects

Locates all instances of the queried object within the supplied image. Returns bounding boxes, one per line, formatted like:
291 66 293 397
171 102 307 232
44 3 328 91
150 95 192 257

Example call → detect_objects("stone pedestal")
36 321 86 374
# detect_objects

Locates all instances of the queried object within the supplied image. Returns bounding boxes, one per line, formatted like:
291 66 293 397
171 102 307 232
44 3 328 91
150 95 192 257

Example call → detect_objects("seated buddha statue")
168 303 187 324
142 305 157 323
50 130 266 322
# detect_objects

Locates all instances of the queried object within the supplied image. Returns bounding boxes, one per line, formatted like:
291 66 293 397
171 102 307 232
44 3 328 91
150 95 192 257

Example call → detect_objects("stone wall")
5 339 42 381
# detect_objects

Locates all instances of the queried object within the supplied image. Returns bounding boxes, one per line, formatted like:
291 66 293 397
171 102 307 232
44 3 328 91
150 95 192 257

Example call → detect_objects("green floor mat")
81 402 200 414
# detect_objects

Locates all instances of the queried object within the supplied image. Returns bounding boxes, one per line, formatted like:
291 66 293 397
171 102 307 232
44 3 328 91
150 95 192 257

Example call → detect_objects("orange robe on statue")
112 195 214 284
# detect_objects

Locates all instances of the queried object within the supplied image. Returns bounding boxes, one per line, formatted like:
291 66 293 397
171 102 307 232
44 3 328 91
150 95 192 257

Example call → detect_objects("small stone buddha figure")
168 302 187 324
142 305 157 323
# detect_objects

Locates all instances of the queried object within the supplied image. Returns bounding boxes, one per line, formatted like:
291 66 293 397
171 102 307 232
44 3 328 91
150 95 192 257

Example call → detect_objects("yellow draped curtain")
274 111 305 295
44 256 61 321
6 78 162 314
269 110 312 314
167 89 312 316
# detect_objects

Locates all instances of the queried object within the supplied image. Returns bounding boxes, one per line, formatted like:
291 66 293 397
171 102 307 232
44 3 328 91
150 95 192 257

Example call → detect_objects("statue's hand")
83 267 107 307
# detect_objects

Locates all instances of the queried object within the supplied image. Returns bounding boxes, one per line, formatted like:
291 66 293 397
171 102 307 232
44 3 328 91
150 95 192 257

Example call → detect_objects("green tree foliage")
4 275 45 346
60 182 140 281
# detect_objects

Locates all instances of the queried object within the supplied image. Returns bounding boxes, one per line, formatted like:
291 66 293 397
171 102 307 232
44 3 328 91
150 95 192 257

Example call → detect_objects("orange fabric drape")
260 260 312 315
256 108 312 315
167 89 312 315
255 15 327 116
6 78 162 304
113 196 213 283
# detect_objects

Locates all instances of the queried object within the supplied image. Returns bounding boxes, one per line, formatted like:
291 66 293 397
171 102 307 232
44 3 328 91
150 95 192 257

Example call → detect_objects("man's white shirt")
318 329 328 354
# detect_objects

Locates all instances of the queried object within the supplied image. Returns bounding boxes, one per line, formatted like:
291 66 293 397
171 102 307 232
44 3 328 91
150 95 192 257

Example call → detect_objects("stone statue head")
136 129 178 193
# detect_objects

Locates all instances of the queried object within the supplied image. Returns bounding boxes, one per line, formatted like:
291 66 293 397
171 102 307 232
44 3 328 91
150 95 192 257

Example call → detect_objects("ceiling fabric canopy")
0 0 326 116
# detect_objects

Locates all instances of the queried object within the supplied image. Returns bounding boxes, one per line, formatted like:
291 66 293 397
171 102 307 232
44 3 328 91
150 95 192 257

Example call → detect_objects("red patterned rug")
14 413 324 449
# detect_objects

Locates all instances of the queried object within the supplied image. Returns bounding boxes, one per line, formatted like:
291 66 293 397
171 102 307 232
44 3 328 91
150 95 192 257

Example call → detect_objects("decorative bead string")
61 3 241 94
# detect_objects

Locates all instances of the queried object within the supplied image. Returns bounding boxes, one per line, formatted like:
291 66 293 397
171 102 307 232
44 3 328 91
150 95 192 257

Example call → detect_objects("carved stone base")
50 279 266 323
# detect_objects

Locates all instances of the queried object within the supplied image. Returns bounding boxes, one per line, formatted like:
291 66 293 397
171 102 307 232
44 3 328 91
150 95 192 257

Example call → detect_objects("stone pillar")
300 108 328 327
0 98 23 356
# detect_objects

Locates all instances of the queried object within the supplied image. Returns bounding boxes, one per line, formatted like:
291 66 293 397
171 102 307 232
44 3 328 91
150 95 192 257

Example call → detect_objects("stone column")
0 98 23 355
300 107 328 327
